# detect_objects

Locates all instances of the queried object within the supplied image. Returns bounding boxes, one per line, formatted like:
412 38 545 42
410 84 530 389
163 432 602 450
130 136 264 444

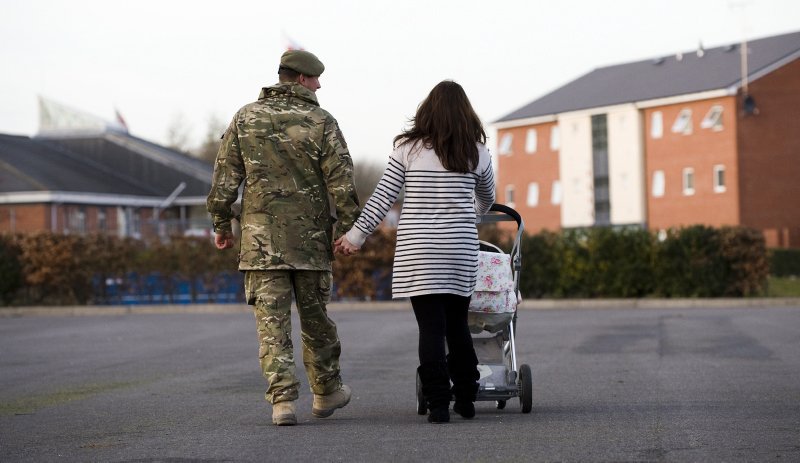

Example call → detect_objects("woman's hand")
334 235 361 256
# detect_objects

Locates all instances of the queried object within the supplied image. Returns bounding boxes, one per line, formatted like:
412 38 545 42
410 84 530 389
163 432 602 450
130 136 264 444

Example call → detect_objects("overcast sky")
1 0 798 166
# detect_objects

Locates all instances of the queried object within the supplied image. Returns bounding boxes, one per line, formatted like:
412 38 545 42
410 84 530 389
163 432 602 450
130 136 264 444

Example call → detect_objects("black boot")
417 362 451 423
448 352 479 419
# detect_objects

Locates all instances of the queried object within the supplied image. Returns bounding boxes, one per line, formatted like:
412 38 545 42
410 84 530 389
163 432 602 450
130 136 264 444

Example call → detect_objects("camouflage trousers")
244 270 342 404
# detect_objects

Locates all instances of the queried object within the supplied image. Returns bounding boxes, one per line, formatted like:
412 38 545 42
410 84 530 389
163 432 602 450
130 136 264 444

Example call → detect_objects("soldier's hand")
334 235 360 256
214 231 235 250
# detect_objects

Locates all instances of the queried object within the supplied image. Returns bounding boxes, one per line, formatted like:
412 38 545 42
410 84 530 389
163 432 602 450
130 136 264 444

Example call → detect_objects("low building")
493 30 800 247
0 98 213 238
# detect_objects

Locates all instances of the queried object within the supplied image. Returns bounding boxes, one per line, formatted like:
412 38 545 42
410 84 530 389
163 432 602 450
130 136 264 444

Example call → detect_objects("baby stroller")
416 203 532 414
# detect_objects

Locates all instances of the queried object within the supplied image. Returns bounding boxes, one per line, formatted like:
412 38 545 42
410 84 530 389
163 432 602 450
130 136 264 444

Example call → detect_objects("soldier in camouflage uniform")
207 50 360 426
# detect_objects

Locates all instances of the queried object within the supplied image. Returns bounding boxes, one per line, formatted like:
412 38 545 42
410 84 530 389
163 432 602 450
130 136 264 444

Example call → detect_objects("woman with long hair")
335 80 496 423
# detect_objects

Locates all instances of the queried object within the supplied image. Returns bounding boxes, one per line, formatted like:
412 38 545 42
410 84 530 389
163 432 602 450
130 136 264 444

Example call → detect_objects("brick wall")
644 96 740 231
496 122 561 234
737 58 800 247
0 204 49 233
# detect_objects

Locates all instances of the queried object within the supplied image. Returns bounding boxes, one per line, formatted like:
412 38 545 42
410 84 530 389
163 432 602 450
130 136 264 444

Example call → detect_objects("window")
713 165 726 193
682 168 695 195
525 129 537 153
130 207 142 236
591 114 610 226
672 109 693 134
68 207 87 234
551 180 562 205
651 111 663 138
550 126 560 150
701 105 724 131
652 170 665 197
97 208 107 232
526 183 539 207
505 184 515 207
498 133 513 155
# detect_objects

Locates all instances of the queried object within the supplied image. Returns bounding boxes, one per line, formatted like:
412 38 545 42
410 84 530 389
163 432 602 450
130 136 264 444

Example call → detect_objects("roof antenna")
697 40 705 57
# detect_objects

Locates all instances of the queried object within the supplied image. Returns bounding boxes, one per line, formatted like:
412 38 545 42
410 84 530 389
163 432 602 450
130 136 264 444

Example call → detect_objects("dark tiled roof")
0 132 213 198
496 30 800 123
45 135 212 197
0 134 153 195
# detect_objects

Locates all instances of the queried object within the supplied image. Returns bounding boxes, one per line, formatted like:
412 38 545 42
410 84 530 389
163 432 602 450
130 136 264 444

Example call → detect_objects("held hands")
214 231 235 250
334 235 361 256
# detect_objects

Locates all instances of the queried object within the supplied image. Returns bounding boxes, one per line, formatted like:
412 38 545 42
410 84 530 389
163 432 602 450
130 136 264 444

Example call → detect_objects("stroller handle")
480 203 524 272
489 203 522 228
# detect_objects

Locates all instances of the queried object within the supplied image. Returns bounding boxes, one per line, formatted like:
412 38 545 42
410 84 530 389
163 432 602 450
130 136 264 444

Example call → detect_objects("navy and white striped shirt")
346 142 495 298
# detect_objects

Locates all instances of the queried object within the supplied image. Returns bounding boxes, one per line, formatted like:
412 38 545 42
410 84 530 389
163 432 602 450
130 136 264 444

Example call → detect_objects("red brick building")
493 31 800 247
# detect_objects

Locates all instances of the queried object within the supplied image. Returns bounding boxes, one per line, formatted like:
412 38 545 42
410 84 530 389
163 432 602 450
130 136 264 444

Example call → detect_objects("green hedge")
0 235 23 305
769 248 800 277
1 233 238 306
519 225 769 298
0 225 778 305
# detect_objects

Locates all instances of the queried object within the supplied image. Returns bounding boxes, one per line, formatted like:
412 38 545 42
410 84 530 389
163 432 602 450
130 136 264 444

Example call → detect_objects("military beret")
279 50 325 77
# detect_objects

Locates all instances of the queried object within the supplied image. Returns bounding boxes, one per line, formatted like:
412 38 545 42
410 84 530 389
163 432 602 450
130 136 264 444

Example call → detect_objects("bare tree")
354 160 403 208
165 113 192 153
193 114 226 163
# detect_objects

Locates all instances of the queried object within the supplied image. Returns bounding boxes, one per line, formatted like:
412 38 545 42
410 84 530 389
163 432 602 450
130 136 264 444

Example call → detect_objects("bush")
654 226 726 297
0 235 23 305
584 227 656 298
653 225 768 297
2 223 772 305
519 230 562 298
769 248 800 277
332 228 395 300
718 226 768 296
517 225 767 299
5 233 241 306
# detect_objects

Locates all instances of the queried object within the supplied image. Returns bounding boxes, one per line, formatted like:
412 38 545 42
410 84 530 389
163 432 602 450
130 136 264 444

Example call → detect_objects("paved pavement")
1 303 799 462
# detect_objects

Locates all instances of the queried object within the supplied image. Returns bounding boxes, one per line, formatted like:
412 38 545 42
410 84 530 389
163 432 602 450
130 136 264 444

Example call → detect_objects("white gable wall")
558 114 594 228
607 105 646 225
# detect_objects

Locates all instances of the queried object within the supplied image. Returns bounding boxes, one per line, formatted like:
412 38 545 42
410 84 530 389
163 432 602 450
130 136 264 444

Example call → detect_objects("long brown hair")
394 80 486 173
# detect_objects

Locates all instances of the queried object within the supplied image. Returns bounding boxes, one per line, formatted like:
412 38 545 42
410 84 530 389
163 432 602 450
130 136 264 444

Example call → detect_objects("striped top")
346 142 495 298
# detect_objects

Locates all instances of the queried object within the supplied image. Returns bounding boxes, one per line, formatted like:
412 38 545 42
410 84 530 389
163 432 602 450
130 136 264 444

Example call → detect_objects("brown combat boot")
312 384 351 418
272 401 297 426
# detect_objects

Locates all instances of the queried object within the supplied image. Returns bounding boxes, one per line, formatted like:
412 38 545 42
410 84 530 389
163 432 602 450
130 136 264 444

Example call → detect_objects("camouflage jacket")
206 82 360 271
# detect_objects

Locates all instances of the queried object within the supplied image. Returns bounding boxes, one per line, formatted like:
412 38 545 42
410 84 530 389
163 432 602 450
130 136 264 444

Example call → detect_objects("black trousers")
411 293 479 405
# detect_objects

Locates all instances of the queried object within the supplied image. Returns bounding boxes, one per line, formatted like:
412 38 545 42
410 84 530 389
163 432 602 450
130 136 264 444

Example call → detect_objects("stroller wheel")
496 400 506 410
519 364 533 413
415 371 427 415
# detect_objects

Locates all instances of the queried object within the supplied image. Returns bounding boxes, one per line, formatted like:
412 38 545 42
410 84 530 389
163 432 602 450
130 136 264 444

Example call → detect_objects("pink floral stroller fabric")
469 249 517 314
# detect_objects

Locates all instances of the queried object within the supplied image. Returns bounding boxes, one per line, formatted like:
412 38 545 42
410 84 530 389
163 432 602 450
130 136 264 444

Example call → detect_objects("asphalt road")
1 304 799 462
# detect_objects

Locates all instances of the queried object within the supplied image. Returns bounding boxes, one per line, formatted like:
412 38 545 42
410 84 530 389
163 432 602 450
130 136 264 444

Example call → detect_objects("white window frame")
97 208 107 232
652 170 665 197
68 207 86 234
701 105 724 131
713 164 726 193
672 109 693 135
551 180 562 205
651 111 663 139
682 168 695 196
550 126 560 150
505 184 515 207
525 129 537 154
498 133 513 155
526 182 539 207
